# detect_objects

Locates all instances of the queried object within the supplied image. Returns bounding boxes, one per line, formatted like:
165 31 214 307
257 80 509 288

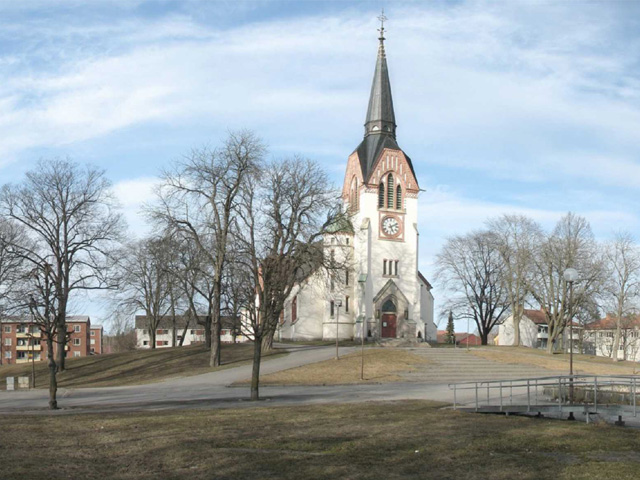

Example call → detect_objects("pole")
335 305 340 360
360 319 365 380
467 317 470 351
569 280 574 403
30 333 36 389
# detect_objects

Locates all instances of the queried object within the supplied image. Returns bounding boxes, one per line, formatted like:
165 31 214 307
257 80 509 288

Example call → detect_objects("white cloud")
111 176 158 237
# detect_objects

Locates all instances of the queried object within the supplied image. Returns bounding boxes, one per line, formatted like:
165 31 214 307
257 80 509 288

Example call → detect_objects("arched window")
378 183 385 208
386 174 394 208
381 299 396 312
396 185 402 210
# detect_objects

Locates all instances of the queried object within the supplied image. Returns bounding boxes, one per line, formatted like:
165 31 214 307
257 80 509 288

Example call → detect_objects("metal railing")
449 375 640 418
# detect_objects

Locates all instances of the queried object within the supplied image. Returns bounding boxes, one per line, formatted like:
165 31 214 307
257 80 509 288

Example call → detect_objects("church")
276 21 436 343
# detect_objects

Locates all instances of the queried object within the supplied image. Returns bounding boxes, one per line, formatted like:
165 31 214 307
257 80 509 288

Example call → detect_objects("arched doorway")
381 298 397 338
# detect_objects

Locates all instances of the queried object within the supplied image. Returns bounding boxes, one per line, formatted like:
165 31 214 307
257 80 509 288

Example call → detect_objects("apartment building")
135 315 248 348
1 315 95 365
90 325 104 355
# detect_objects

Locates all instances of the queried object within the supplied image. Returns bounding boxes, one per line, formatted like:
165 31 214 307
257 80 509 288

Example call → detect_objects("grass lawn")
238 348 429 385
472 346 640 375
2 401 640 479
0 343 284 390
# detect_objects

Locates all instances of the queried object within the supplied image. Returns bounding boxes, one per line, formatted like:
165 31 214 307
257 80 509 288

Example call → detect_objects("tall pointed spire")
364 10 396 139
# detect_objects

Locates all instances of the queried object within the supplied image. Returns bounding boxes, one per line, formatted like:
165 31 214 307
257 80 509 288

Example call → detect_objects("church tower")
340 15 432 341
275 16 435 344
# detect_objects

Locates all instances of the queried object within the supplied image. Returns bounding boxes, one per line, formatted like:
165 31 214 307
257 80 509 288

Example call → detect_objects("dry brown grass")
241 348 429 385
2 401 640 479
472 347 640 375
0 343 284 390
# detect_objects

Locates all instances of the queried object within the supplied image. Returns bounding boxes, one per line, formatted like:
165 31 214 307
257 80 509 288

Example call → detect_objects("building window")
4 338 11 346
31 325 39 334
346 238 350 245
17 324 26 333
90 339 95 345
143 341 149 346
17 351 26 359
292 296 298 323
4 351 11 359
386 174 394 208
73 351 81 358
378 183 385 208
395 260 399 276
396 185 402 209
177 335 183 342
3 326 10 333
383 260 387 275
345 269 350 286
91 331 95 336
74 325 81 333
73 338 81 346
330 301 335 318
345 296 350 313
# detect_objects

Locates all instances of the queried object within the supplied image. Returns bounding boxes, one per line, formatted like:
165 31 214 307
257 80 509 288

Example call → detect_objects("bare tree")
527 213 605 354
487 215 542 346
603 232 640 360
237 157 339 400
436 230 510 345
0 218 25 365
0 159 124 371
152 130 265 367
115 237 174 348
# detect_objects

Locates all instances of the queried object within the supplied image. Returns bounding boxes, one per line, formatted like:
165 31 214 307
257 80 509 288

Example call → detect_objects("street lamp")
563 267 579 405
334 299 342 360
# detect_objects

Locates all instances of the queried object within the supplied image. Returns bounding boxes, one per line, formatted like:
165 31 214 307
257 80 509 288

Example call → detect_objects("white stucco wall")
498 315 539 348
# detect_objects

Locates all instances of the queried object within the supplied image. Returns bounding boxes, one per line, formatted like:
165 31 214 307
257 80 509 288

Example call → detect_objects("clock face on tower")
381 216 400 236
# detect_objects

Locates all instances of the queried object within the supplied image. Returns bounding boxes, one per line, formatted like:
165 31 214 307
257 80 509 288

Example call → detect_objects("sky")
1 0 640 331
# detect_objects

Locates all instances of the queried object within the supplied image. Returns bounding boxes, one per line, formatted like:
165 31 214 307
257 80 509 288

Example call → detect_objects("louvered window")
378 183 385 208
386 174 394 208
396 185 402 209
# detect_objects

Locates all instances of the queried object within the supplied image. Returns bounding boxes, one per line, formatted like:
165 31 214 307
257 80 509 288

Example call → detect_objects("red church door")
381 314 397 338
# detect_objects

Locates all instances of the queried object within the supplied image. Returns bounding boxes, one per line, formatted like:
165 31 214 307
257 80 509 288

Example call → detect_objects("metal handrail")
449 374 640 418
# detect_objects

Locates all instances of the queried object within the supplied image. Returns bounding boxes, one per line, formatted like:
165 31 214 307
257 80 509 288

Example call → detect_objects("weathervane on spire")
378 8 387 42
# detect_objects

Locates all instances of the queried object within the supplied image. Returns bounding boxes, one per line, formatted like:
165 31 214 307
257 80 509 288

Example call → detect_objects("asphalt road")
0 345 481 414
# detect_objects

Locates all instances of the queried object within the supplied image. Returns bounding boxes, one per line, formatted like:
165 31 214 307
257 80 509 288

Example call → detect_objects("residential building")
436 331 482 346
275 24 436 343
499 308 580 351
90 325 104 355
582 315 640 361
135 315 248 349
1 315 94 365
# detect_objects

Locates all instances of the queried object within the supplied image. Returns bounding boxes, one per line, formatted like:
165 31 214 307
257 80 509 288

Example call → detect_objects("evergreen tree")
446 311 456 345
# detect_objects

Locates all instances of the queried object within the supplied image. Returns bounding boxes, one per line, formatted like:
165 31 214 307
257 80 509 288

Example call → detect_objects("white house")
499 308 580 351
135 315 248 349
583 315 640 361
275 27 436 343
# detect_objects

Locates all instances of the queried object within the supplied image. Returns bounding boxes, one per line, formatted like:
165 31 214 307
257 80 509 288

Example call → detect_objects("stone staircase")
401 347 563 384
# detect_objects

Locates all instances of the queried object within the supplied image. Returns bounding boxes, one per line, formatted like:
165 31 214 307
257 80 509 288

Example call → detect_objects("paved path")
0 346 563 415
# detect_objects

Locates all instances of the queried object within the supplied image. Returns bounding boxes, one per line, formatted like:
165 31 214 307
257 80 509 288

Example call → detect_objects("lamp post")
358 275 367 380
334 299 342 360
26 331 36 389
563 267 579 404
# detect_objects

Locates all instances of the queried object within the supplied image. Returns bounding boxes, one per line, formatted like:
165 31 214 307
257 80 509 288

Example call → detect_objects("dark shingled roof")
354 32 417 183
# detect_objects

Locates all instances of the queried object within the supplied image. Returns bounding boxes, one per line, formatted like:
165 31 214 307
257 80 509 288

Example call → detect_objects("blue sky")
1 0 640 330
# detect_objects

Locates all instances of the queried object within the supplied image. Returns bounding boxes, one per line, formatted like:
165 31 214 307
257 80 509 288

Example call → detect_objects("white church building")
276 24 436 343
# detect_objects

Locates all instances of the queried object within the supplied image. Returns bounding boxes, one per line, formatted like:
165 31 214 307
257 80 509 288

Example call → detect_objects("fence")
449 375 640 420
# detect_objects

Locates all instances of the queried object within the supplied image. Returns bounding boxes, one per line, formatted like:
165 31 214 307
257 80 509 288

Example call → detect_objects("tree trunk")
47 340 58 410
204 315 212 348
480 330 488 346
55 316 66 371
262 328 275 352
179 321 189 347
512 304 522 346
150 328 156 349
250 337 262 401
210 319 221 367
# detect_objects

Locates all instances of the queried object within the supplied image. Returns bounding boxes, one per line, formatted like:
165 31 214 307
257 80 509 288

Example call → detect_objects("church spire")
364 10 396 139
